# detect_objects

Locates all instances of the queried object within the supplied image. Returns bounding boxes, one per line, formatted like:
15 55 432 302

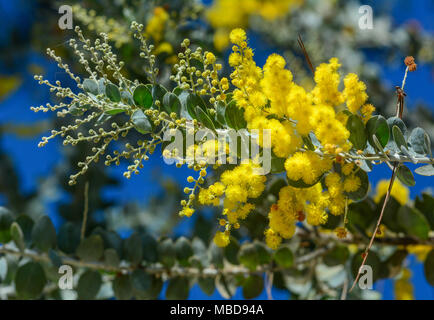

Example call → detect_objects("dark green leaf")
397 165 415 187
224 237 240 265
57 222 81 254
274 245 294 268
175 236 194 267
166 277 189 300
131 269 151 293
366 115 389 148
242 275 264 299
123 233 143 265
397 206 430 240
31 216 57 252
157 238 176 268
77 270 102 300
15 262 46 299
392 125 407 150
105 83 121 103
238 243 259 271
163 92 182 116
0 207 13 231
347 115 367 150
351 251 381 282
424 250 434 286
196 106 216 132
104 248 120 268
225 101 247 130
198 277 215 296
323 245 349 267
76 235 104 262
16 215 34 245
113 274 133 300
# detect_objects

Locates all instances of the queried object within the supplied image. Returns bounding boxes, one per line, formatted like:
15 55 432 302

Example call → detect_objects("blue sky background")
0 0 432 300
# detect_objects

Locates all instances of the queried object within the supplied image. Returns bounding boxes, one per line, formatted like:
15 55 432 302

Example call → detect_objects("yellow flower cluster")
266 184 331 246
285 151 332 185
146 7 169 43
395 269 414 300
200 163 267 247
206 0 304 51
374 179 410 206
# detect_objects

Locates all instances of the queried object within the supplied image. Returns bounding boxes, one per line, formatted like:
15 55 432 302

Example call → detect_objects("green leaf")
82 78 99 95
392 125 407 150
216 101 227 126
104 248 120 268
15 262 46 299
131 109 152 134
397 165 415 187
345 169 369 201
105 83 121 103
31 216 57 252
242 275 264 299
409 127 428 155
351 251 381 282
77 270 102 300
287 174 324 189
175 236 194 267
323 245 349 267
105 107 127 115
48 249 63 268
347 115 367 150
366 115 389 148
196 106 216 132
225 100 247 130
131 269 151 293
198 277 215 296
415 165 434 177
141 234 158 263
424 250 434 286
387 117 407 136
397 206 430 240
215 275 236 299
380 196 403 233
209 242 224 269
163 92 182 116
113 274 133 300
0 207 14 231
151 84 168 105
415 193 434 229
380 250 407 279
133 85 153 109
123 233 143 265
238 243 259 271
270 155 286 174
16 215 34 245
254 241 272 265
76 235 104 262
274 245 294 268
166 277 189 300
224 237 240 265
57 222 81 254
157 238 176 268
10 222 25 252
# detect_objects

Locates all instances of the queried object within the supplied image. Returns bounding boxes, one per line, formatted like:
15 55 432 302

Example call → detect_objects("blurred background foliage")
0 0 433 300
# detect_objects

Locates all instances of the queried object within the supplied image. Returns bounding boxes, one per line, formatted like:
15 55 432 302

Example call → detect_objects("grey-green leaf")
131 109 152 134
415 165 434 177
83 78 99 95
113 274 133 300
397 206 430 240
11 222 25 252
166 277 189 300
392 125 407 150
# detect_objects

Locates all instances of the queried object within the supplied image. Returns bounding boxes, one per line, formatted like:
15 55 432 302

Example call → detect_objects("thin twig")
266 271 274 300
297 35 315 75
80 181 89 241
